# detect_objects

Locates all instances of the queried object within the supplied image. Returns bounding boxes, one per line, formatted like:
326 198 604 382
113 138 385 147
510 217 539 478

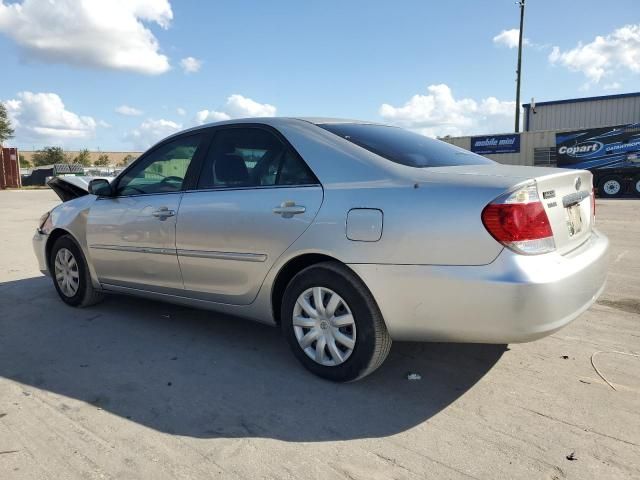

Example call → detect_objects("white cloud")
224 94 277 118
548 24 640 83
195 94 277 125
379 84 516 137
5 91 97 143
125 118 182 150
180 56 202 74
116 105 143 116
603 82 622 90
493 29 529 49
196 110 230 124
0 0 173 75
176 107 186 116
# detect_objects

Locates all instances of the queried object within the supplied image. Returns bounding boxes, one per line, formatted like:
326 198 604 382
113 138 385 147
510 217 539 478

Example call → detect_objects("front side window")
117 134 203 195
197 128 317 189
319 123 495 168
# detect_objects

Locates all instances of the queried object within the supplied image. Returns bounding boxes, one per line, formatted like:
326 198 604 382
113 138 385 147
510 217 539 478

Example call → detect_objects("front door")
176 126 323 304
87 133 205 292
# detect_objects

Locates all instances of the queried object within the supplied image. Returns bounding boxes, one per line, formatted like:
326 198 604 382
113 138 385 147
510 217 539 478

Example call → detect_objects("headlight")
38 211 52 234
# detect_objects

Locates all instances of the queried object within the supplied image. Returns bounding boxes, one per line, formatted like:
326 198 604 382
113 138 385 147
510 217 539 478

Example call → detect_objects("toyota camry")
34 118 609 381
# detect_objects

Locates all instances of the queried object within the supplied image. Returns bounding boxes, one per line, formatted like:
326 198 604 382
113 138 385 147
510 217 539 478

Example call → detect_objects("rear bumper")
349 229 609 343
33 230 49 276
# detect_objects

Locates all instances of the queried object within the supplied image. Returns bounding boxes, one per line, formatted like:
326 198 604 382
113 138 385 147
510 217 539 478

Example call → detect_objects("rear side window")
319 123 495 168
197 127 318 189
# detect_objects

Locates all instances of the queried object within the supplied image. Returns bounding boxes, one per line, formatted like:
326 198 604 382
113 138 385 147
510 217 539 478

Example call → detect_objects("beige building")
441 92 640 168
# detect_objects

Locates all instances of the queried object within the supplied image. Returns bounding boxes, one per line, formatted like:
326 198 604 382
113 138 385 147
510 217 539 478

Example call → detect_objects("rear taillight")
481 183 556 255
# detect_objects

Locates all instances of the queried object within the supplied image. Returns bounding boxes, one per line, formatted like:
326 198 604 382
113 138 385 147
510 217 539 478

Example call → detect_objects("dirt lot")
0 189 638 480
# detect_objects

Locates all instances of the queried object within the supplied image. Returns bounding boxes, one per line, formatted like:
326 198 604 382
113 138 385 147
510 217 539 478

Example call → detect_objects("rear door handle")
152 207 176 219
273 201 306 218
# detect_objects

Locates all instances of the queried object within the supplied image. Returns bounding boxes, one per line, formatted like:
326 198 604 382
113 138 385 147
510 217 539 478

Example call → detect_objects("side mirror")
88 178 114 197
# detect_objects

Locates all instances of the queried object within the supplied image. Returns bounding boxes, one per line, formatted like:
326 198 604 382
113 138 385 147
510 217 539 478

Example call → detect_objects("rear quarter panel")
291 176 515 266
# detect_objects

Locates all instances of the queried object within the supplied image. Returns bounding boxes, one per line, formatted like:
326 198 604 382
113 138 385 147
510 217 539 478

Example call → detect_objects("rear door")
87 132 205 292
176 125 323 305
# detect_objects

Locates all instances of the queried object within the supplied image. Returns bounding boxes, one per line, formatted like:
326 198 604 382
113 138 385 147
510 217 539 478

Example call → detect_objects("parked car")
34 118 609 381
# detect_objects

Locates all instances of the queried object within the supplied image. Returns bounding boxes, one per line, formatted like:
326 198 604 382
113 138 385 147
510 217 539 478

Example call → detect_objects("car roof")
154 117 391 150
291 117 387 126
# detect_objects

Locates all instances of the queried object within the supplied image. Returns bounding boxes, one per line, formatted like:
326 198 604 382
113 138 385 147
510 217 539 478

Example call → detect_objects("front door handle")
273 201 306 218
152 207 176 219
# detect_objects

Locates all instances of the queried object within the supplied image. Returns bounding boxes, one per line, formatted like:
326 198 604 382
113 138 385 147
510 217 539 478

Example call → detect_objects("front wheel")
598 175 624 198
281 261 391 382
49 235 104 307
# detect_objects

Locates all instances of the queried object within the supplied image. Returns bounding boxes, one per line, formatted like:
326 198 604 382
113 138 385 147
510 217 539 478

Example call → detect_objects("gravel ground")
0 189 638 480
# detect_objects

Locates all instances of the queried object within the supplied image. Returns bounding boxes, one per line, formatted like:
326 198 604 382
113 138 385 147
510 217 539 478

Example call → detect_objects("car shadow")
0 276 506 442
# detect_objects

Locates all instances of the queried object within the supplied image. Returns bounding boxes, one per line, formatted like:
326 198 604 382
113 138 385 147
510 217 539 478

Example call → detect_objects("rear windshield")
319 123 495 168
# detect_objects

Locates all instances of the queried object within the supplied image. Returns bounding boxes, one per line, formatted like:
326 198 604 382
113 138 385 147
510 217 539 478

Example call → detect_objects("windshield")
318 123 495 168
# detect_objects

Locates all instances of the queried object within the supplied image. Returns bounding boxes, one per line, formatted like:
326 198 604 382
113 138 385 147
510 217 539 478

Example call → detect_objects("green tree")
74 148 92 166
18 154 32 168
32 146 67 166
119 154 136 166
0 102 14 145
94 153 110 166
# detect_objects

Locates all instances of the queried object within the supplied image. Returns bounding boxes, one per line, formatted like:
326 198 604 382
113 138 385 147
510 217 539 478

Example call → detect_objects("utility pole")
514 0 526 132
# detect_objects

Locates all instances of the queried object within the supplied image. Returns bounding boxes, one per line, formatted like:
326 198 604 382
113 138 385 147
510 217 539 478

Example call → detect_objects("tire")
281 261 391 382
598 175 624 198
632 175 640 198
49 235 104 307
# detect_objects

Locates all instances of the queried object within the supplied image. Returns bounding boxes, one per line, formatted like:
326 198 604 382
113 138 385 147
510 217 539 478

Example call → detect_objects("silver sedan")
34 118 609 381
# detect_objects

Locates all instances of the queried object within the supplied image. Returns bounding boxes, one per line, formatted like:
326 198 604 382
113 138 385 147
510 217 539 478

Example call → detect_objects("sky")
0 0 638 152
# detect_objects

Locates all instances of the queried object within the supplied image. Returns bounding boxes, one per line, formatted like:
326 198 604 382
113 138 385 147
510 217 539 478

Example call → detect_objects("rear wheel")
632 175 640 198
281 261 391 382
598 175 624 198
50 235 104 307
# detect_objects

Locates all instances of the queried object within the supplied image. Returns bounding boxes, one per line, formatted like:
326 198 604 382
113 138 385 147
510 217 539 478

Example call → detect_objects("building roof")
522 91 640 108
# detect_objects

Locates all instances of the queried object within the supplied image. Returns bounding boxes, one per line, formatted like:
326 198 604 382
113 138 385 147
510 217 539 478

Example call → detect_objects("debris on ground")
591 350 640 391
566 452 577 461
561 355 569 359
406 373 422 381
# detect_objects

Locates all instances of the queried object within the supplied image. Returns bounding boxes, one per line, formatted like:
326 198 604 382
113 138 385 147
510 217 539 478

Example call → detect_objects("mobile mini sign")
470 134 520 154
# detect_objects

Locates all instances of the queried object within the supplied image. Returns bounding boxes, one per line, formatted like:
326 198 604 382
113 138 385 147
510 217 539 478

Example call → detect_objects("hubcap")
293 287 356 366
54 248 80 297
635 179 640 194
603 180 621 195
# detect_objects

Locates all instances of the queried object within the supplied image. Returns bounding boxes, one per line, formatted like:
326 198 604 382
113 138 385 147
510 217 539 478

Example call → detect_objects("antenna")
531 97 536 113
